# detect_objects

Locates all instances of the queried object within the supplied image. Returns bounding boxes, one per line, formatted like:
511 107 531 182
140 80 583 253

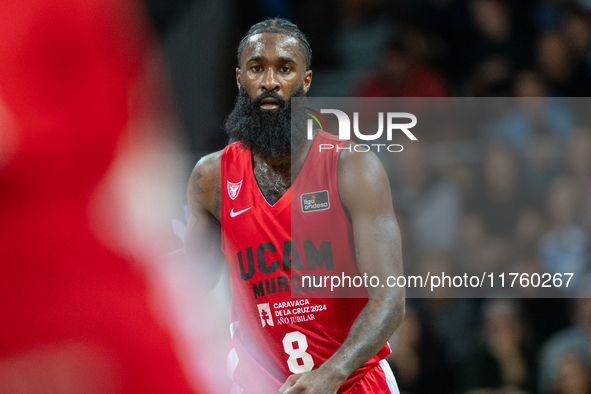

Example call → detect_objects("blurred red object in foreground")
0 1 200 392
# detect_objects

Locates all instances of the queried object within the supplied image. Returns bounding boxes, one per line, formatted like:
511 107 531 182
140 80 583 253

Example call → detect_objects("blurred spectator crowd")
263 0 591 98
158 0 591 152
161 0 591 156
382 100 591 394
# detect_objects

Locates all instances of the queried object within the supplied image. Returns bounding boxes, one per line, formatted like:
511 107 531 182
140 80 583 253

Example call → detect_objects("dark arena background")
1 0 591 393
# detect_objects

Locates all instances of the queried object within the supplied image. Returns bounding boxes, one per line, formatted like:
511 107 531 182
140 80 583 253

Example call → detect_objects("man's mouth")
259 97 280 110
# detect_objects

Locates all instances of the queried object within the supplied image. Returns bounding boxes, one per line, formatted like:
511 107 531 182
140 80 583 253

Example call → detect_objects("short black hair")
237 18 312 70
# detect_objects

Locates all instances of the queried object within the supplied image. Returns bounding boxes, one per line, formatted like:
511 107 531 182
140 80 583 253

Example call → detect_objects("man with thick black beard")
224 84 308 159
185 18 404 394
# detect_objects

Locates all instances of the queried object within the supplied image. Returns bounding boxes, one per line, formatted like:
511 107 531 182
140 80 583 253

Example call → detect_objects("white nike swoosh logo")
230 207 252 217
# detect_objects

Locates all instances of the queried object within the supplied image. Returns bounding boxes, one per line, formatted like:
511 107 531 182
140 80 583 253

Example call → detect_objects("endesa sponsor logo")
304 107 417 152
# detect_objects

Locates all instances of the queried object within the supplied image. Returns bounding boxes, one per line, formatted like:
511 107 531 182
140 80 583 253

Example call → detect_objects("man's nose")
261 68 279 92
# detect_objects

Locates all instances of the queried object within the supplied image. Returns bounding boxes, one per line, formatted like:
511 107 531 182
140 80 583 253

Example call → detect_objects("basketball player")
185 19 405 394
0 0 202 392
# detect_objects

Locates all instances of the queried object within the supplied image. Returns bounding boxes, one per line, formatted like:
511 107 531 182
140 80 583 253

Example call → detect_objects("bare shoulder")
337 142 390 192
337 142 392 210
191 150 223 180
188 149 223 220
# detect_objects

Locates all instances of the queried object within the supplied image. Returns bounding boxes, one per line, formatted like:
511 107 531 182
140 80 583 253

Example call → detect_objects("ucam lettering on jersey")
237 240 335 299
305 107 417 152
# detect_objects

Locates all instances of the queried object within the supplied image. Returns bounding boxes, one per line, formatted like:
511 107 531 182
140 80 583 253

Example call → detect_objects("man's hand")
279 367 346 394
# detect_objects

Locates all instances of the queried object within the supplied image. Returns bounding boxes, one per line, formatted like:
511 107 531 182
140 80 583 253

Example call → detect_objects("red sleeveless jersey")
221 131 390 393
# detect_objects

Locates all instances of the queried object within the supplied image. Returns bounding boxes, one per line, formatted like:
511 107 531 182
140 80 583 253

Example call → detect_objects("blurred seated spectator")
540 297 591 393
454 213 487 276
461 299 539 394
389 140 462 252
417 297 479 366
335 0 395 72
454 211 519 277
523 128 564 198
551 351 591 394
565 129 591 230
309 0 395 96
387 306 453 394
401 0 473 81
468 0 532 96
354 35 450 97
481 81 573 196
537 177 590 290
467 143 534 238
514 209 546 249
562 10 591 64
537 31 591 96
513 70 549 97
481 86 573 159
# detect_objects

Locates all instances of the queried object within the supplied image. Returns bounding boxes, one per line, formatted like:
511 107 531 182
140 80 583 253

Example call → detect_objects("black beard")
224 85 308 159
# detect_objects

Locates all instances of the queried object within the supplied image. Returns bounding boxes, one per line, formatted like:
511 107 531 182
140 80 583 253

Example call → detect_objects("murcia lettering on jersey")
301 190 330 213
227 180 243 200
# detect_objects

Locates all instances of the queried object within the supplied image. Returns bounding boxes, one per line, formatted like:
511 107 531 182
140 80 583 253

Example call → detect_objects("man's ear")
303 70 312 93
236 68 241 90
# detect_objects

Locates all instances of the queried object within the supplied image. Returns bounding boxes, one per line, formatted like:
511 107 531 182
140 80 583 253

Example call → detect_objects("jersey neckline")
246 131 324 211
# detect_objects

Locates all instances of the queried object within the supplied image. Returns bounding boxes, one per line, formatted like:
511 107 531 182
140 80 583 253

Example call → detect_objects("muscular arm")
326 147 405 379
281 146 405 393
183 150 225 290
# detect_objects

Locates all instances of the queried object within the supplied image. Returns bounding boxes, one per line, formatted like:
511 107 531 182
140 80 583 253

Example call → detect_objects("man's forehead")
241 33 302 64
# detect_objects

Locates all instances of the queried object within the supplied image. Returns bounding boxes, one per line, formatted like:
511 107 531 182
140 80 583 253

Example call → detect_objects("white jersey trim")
227 348 239 380
230 382 244 394
379 359 400 394
230 321 239 340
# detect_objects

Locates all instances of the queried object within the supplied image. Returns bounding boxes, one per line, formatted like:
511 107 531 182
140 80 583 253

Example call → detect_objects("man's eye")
280 66 291 73
251 65 262 72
